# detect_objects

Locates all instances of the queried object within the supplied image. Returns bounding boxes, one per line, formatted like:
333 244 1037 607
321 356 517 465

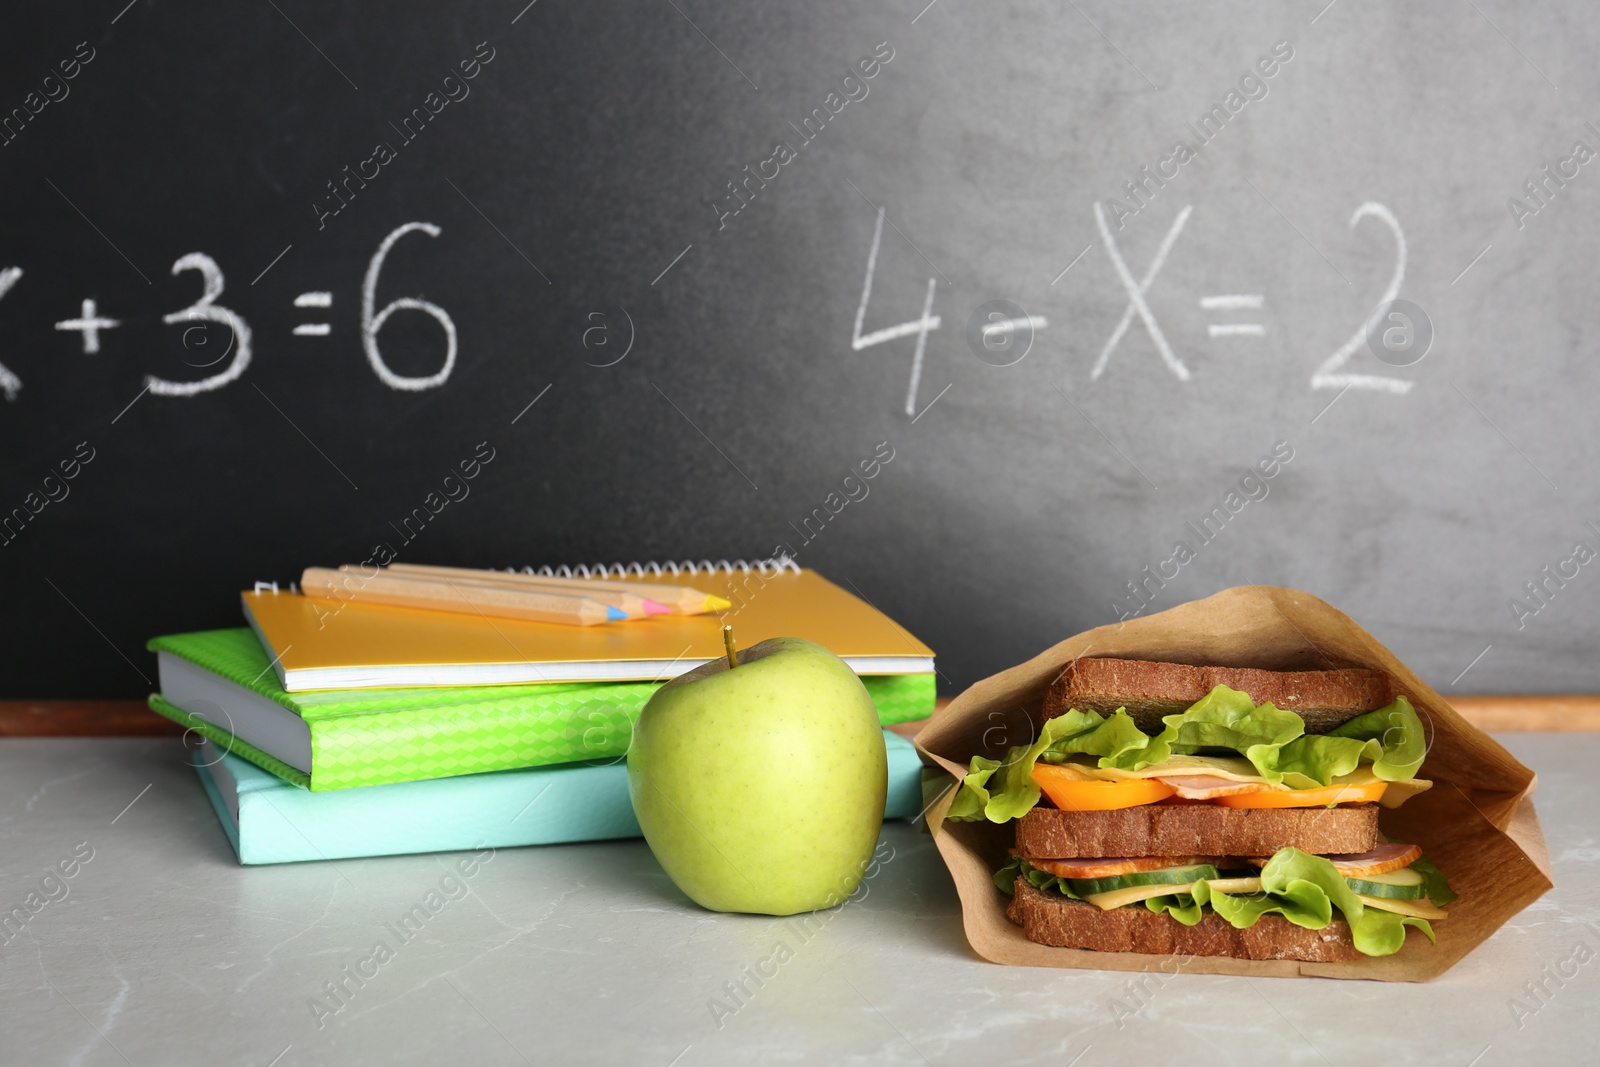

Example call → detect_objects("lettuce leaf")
1269 734 1377 789
1221 848 1435 956
1160 686 1303 763
1101 686 1304 779
992 853 1024 893
948 709 1152 823
1194 853 1336 931
1265 696 1428 788
1144 892 1205 925
1326 697 1428 781
1037 708 1153 767
1409 855 1458 907
946 755 1001 821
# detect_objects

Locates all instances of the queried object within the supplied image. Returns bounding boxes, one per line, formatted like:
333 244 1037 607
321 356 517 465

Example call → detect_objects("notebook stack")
149 560 937 864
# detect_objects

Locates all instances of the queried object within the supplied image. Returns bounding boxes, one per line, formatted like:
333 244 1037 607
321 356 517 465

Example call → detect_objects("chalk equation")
0 221 455 404
2 203 1423 413
850 199 1420 416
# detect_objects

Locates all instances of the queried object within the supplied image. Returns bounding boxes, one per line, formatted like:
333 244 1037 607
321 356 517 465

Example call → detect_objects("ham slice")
1027 854 1220 880
1243 841 1422 876
1324 842 1423 876
1156 774 1271 800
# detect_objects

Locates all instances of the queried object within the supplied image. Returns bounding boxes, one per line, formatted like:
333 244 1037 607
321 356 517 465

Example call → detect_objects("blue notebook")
192 730 927 865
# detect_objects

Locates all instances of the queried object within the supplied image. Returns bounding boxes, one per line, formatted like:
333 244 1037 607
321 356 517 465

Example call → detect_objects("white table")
1 734 1594 1065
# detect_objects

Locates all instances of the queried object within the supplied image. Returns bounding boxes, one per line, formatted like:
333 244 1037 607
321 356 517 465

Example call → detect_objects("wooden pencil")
601 580 732 615
382 562 729 615
362 564 667 618
301 567 625 627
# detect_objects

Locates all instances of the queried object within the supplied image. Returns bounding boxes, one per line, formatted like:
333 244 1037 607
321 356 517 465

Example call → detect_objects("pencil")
301 567 626 627
367 564 669 618
601 580 732 615
383 562 729 615
507 568 732 614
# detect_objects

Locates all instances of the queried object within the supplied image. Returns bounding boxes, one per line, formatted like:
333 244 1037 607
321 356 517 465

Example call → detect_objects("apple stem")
723 625 738 669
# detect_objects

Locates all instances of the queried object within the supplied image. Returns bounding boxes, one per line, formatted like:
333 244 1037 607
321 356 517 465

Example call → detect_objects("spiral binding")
521 553 800 580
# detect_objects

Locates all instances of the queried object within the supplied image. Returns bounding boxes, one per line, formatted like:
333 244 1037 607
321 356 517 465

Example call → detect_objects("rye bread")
1043 657 1394 734
1015 804 1379 859
1006 880 1362 962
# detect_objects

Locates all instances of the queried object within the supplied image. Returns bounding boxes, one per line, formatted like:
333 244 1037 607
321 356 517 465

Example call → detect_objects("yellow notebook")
243 562 934 691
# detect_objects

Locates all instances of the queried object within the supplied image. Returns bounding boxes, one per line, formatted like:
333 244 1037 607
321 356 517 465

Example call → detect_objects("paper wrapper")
915 586 1552 980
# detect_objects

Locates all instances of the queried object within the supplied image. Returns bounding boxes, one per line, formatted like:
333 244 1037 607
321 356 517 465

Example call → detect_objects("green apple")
627 636 888 916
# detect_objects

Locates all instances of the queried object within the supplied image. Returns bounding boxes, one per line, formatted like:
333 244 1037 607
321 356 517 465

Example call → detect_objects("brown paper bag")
915 586 1553 980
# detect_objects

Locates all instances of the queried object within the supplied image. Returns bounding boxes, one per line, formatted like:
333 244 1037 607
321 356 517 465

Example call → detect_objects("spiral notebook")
243 559 935 691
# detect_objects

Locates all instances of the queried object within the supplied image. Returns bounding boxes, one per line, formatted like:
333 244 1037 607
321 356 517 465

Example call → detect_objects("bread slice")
1043 657 1393 734
1007 880 1362 962
1015 804 1379 859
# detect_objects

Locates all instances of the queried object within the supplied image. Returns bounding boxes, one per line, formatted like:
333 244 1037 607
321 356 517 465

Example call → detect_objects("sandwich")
947 657 1456 962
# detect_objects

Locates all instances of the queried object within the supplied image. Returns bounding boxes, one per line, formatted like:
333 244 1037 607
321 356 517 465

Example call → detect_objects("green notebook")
148 628 935 791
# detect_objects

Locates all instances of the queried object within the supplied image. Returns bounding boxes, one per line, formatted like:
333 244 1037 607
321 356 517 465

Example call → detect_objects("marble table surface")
1 734 1594 1066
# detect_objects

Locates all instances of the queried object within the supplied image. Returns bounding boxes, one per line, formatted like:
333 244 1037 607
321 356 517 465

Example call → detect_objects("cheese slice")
1083 877 1264 911
1066 754 1279 785
1030 855 1218 879
1356 894 1449 920
1084 881 1200 910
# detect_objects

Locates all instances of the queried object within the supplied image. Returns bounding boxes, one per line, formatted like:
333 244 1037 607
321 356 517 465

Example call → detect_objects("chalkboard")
3 1 1597 699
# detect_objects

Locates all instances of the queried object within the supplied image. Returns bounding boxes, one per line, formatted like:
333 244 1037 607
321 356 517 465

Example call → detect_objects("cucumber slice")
1070 863 1220 897
1345 876 1426 899
1357 867 1425 887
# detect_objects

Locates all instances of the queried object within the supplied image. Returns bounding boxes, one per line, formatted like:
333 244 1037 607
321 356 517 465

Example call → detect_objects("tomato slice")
1031 765 1177 811
1214 780 1388 808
